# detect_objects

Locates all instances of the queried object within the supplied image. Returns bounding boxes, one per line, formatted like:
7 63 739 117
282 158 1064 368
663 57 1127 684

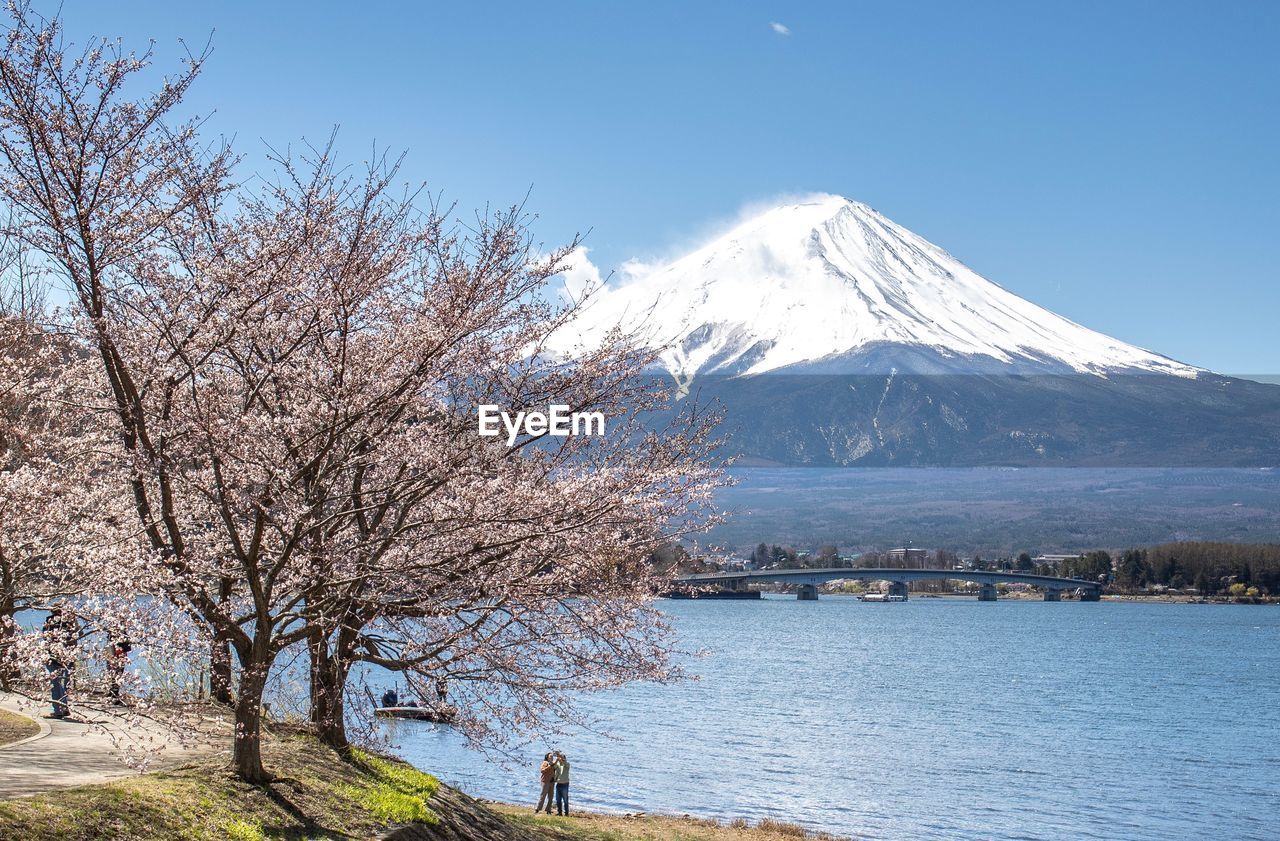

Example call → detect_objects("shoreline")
0 725 846 841
751 589 1278 605
485 799 845 841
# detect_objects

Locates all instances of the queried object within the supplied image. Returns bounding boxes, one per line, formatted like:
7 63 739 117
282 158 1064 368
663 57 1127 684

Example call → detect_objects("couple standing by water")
536 751 571 815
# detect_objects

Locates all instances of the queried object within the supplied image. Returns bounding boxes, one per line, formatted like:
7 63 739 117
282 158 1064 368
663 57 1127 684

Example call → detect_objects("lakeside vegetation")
680 540 1280 600
1114 542 1280 597
494 804 843 841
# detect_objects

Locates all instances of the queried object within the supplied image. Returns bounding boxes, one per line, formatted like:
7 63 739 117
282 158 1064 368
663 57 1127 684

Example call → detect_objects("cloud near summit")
556 192 842 302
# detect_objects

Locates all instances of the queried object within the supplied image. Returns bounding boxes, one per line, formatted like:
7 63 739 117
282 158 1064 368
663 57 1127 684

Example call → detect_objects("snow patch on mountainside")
553 195 1200 385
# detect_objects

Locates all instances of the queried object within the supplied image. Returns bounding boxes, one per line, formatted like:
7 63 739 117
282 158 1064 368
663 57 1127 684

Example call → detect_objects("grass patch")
756 819 807 838
0 732 444 840
222 818 267 841
350 784 435 824
491 804 851 841
351 746 440 800
0 708 40 747
345 746 440 824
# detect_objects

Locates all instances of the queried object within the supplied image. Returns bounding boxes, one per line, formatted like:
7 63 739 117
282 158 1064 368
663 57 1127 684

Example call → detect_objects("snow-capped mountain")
561 195 1198 393
557 196 1280 466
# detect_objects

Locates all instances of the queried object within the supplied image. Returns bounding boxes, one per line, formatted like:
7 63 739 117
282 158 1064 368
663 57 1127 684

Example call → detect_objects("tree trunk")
210 577 234 706
308 628 351 754
0 608 16 692
232 660 271 783
210 633 234 706
0 563 15 691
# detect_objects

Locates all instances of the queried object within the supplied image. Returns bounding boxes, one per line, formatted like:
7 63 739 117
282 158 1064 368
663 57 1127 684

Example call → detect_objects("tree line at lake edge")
657 541 1280 599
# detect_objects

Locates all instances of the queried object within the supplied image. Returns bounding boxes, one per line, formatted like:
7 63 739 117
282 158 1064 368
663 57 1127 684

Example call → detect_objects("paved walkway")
0 691 225 799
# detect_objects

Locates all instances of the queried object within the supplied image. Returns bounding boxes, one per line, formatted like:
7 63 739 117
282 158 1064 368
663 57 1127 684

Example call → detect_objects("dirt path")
0 691 225 799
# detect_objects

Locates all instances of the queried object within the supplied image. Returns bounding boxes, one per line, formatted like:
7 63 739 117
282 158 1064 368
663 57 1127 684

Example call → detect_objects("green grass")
222 818 267 841
493 804 849 841
0 708 40 746
0 732 444 840
342 747 439 825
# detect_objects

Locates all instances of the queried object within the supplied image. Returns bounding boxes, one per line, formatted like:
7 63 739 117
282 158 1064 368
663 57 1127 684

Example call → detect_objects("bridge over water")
672 567 1103 601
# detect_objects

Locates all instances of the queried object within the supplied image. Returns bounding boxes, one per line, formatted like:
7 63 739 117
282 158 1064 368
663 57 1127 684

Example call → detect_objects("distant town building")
1033 554 1082 568
888 547 928 566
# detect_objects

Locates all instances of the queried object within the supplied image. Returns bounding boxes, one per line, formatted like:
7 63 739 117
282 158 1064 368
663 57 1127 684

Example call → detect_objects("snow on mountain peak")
555 194 1199 389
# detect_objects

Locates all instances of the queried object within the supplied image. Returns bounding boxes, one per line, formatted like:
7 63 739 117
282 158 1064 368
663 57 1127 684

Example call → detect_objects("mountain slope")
561 195 1198 394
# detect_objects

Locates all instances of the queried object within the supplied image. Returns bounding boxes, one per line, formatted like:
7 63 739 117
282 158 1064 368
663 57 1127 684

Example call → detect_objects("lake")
388 596 1280 841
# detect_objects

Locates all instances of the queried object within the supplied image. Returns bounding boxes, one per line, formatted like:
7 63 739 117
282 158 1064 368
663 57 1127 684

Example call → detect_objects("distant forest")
1109 541 1280 595
705 468 1280 552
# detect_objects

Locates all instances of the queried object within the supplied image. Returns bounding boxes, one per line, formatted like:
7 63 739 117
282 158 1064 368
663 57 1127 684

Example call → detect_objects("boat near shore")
374 705 457 723
860 593 907 602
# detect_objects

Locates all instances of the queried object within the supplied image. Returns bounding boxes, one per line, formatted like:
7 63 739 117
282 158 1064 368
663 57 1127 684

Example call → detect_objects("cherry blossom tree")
289 234 727 752
0 235 148 701
0 0 242 713
0 3 726 784
0 293 60 688
0 239 82 687
147 147 726 770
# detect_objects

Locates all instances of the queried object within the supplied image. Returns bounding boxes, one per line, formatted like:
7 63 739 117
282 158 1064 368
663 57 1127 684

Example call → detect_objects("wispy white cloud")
570 192 841 295
769 21 791 36
557 246 604 304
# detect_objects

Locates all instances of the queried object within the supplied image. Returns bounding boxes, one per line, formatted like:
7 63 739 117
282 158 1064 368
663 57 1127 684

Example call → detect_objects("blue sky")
58 1 1280 372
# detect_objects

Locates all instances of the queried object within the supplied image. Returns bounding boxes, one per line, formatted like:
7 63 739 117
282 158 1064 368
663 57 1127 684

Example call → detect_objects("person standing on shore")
535 752 556 814
553 751 571 816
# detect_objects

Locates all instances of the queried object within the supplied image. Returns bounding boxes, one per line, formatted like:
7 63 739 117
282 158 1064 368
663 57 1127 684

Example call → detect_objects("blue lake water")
389 596 1280 841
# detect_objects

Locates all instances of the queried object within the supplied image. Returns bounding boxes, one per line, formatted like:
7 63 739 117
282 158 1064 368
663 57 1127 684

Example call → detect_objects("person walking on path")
535 752 556 813
42 609 78 719
553 751 571 816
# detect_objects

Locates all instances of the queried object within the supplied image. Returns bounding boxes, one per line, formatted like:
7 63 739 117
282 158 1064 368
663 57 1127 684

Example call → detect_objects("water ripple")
393 598 1280 840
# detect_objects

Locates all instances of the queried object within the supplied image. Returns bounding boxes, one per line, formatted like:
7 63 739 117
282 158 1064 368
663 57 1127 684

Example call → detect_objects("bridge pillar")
797 583 818 601
887 581 908 600
1043 588 1061 602
978 583 998 601
1079 588 1101 601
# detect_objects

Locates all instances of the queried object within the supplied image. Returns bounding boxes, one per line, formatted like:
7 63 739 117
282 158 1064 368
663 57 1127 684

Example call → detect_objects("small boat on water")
373 683 456 723
374 704 457 723
860 593 907 602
